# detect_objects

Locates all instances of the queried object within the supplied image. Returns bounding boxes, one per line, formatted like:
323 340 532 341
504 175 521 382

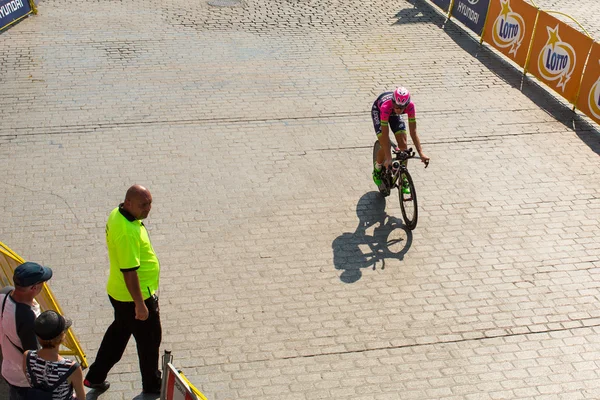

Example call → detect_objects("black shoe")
84 379 110 391
142 386 161 394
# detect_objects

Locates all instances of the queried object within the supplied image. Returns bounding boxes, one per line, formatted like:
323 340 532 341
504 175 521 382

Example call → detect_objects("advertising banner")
527 11 594 104
482 0 538 68
0 0 31 30
430 0 452 12
450 0 491 36
576 42 600 125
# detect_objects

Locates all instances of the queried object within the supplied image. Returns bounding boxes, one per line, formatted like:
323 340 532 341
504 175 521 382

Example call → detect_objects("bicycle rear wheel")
398 170 418 230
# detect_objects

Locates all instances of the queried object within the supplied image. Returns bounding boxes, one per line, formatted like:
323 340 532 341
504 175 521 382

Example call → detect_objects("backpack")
25 351 78 400
1 292 25 354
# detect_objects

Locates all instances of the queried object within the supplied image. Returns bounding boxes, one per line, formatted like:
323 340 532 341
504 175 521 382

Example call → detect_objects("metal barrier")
426 0 600 126
160 351 208 400
0 242 88 368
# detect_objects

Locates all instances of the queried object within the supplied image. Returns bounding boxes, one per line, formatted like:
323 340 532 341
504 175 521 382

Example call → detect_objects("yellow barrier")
0 242 88 369
179 372 208 400
482 0 539 68
425 0 600 126
576 43 600 124
161 351 209 400
525 10 594 104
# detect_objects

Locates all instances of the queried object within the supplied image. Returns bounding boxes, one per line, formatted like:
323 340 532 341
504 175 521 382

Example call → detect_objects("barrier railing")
1 244 210 397
161 351 208 400
0 242 88 368
425 0 600 126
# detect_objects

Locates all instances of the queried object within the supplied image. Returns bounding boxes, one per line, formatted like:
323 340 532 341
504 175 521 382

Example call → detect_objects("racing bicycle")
372 141 424 230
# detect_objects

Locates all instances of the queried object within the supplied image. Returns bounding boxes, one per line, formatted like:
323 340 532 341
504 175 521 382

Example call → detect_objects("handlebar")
391 146 429 168
391 146 415 161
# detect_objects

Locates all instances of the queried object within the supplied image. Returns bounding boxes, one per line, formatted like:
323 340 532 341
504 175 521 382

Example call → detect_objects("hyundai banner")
0 0 31 30
451 0 491 36
430 0 452 12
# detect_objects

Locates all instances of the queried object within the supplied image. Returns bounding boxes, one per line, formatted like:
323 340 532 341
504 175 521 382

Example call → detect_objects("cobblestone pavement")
1 0 600 399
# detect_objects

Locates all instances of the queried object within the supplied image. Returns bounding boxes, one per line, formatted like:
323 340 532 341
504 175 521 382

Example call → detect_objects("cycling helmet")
393 87 411 107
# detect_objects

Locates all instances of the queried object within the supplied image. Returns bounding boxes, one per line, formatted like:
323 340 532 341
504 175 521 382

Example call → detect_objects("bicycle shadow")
332 192 413 283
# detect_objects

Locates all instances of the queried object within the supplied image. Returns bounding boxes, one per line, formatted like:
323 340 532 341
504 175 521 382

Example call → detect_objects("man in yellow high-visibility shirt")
84 185 162 395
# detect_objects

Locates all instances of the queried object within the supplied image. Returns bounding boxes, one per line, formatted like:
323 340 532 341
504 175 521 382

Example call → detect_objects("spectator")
0 262 53 400
23 310 85 400
84 184 162 394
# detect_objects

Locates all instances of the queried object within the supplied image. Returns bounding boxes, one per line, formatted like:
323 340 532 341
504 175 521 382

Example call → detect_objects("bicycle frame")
372 140 421 230
381 147 414 194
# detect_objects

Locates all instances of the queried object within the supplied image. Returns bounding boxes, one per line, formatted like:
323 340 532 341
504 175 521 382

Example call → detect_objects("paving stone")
1 0 600 398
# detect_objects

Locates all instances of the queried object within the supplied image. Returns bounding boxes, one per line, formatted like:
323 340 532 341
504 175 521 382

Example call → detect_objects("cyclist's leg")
391 115 408 151
391 116 410 194
371 102 384 164
371 103 385 187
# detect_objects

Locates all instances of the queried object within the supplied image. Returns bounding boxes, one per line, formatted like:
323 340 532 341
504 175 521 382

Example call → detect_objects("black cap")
34 310 72 340
13 262 53 287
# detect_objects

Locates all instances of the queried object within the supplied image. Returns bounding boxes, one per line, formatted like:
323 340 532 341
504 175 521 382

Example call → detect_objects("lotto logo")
536 25 576 91
491 0 525 56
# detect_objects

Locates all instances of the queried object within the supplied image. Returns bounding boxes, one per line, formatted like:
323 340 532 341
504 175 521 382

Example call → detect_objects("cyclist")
372 87 429 192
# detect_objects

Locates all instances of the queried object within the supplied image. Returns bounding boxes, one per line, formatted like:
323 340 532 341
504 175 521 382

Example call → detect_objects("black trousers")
7 383 28 400
86 295 162 390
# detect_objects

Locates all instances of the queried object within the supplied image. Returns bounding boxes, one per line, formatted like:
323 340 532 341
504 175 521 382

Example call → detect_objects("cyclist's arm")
408 120 422 154
408 119 429 162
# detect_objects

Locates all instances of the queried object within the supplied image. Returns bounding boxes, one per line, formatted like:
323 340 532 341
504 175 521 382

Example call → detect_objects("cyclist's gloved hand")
420 153 430 168
383 157 393 169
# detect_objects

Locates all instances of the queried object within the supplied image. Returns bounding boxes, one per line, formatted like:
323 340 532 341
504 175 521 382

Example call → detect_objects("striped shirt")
25 351 76 400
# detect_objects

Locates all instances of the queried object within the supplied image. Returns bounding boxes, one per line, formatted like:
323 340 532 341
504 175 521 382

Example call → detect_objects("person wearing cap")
22 310 85 400
84 185 162 394
0 262 53 400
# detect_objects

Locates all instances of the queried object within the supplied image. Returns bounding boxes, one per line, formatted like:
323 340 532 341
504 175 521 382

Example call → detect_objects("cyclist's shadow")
332 192 413 283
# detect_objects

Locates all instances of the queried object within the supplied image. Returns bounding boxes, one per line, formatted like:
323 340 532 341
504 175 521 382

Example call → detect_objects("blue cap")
13 262 53 287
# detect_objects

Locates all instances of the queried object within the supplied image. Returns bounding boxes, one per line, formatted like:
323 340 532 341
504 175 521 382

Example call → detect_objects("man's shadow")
332 192 413 283
84 390 159 399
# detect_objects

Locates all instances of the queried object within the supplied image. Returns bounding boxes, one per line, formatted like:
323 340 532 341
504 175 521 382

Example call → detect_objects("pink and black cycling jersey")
371 92 416 136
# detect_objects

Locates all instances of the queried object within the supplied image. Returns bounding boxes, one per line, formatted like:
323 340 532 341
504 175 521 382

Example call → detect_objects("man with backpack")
0 262 53 400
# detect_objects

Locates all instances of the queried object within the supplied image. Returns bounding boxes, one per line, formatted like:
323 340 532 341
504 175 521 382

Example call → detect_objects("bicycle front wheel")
398 170 418 230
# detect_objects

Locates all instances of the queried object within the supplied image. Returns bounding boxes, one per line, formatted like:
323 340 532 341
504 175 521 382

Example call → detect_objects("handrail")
543 10 592 38
0 242 88 368
523 1 592 39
